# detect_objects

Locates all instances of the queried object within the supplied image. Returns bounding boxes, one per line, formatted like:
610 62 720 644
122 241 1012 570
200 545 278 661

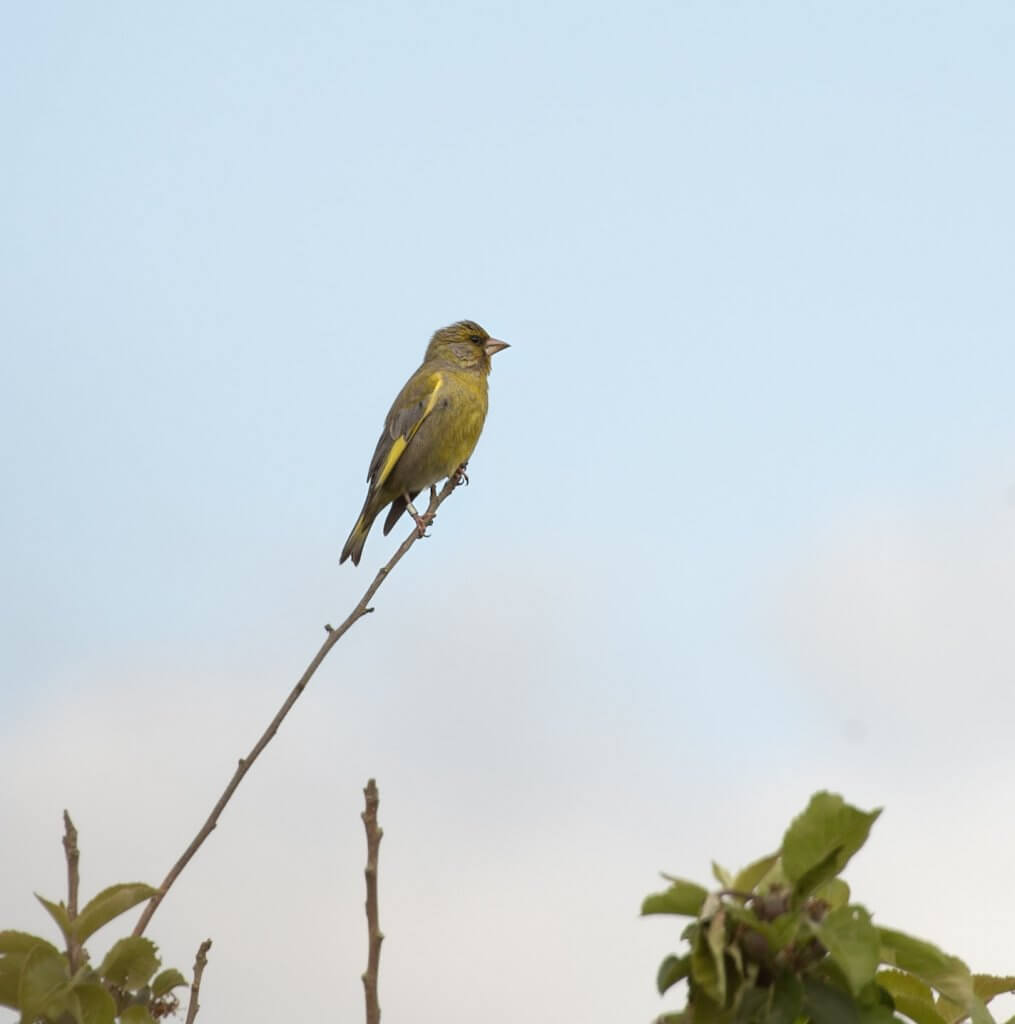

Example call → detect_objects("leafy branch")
644 791 1015 1024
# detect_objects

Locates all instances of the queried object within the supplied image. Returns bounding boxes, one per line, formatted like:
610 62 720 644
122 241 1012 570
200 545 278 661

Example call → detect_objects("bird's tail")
382 490 420 536
340 506 378 566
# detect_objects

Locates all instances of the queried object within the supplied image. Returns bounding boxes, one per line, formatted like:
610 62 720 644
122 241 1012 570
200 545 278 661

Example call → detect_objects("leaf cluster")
0 883 187 1024
643 792 1015 1024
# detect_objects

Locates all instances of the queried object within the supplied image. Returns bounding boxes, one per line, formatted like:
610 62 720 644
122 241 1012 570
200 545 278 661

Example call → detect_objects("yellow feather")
374 373 443 488
376 436 407 488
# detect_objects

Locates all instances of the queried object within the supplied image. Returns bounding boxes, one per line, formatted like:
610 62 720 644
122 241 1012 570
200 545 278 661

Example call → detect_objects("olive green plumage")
340 320 509 565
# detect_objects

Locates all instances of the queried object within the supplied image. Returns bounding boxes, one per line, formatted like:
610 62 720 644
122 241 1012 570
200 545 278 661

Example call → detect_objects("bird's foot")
452 462 470 486
406 500 432 538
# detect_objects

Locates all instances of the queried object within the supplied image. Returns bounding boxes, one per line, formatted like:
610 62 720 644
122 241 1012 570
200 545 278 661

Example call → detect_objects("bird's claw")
408 507 432 539
453 463 470 486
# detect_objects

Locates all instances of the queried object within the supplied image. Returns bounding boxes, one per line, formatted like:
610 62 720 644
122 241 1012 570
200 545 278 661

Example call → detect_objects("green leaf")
0 954 26 1009
878 927 974 1008
657 955 690 995
151 968 187 997
802 976 863 1024
878 969 946 1024
17 943 71 1019
712 862 734 888
97 937 160 990
767 973 804 1024
732 853 778 894
704 910 728 1006
814 878 852 910
73 884 157 944
690 922 723 1006
688 986 726 1024
731 983 767 1022
781 792 881 898
120 1007 157 1024
0 931 60 956
975 977 1015 1004
878 969 935 1004
810 905 879 995
969 1000 998 1024
34 893 72 942
642 880 709 918
75 982 117 1024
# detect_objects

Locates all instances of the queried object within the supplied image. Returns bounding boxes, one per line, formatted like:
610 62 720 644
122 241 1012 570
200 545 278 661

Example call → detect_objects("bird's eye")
469 334 483 345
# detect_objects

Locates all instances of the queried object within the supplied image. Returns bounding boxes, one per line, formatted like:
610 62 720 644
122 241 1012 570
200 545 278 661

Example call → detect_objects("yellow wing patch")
375 372 444 489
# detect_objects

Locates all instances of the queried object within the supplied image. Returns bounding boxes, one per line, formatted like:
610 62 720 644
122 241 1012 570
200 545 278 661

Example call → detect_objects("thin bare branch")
184 938 213 1024
61 811 83 973
132 476 462 936
361 779 384 1024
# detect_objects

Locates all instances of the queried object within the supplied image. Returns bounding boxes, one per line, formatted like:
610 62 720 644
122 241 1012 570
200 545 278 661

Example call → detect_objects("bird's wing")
366 370 445 489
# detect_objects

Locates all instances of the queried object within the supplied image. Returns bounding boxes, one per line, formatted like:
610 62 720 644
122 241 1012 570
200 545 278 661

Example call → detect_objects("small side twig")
132 477 462 937
361 779 384 1024
62 811 83 974
184 938 212 1024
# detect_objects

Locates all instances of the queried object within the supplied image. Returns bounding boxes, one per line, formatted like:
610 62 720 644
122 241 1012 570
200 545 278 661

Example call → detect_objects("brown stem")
132 476 462 937
361 779 384 1024
62 811 83 974
184 939 212 1024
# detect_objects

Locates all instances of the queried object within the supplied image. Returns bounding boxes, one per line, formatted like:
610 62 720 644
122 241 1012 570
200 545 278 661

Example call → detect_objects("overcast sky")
3 2 1014 1021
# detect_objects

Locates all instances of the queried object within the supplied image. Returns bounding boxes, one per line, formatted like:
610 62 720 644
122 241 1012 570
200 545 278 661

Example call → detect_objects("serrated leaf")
732 853 778 894
810 905 879 995
17 943 71 1019
781 792 881 898
975 977 1015 1003
642 880 709 918
878 927 974 1008
657 954 690 995
120 1006 157 1024
151 968 187 997
877 969 946 1024
890 995 948 1024
878 969 936 1004
76 982 117 1024
98 937 160 990
34 893 72 941
73 884 157 944
0 930 61 958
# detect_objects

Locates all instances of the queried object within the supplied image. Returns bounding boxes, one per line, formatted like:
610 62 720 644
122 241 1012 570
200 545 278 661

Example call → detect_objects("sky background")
2 2 1014 1021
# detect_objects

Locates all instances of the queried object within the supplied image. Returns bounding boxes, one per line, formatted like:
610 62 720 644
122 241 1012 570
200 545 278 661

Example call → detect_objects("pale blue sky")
3 3 1014 1021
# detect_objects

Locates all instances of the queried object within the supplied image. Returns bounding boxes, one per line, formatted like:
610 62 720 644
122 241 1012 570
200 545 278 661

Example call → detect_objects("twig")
184 938 212 1024
132 476 462 937
62 811 83 974
361 779 384 1024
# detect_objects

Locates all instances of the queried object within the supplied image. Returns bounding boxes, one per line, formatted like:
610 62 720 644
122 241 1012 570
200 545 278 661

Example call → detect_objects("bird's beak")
484 338 510 357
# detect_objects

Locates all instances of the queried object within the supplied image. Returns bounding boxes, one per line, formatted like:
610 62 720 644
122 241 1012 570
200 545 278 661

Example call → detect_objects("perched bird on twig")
340 320 510 566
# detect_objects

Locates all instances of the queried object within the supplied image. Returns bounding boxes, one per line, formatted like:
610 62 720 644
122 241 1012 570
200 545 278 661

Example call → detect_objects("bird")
340 319 510 565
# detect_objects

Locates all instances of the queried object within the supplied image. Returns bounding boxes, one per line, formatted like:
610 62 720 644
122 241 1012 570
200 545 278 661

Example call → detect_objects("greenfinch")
340 320 509 565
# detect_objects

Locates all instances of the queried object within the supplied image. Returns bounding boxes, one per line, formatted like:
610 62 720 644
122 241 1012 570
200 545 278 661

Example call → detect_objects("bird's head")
425 320 510 373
